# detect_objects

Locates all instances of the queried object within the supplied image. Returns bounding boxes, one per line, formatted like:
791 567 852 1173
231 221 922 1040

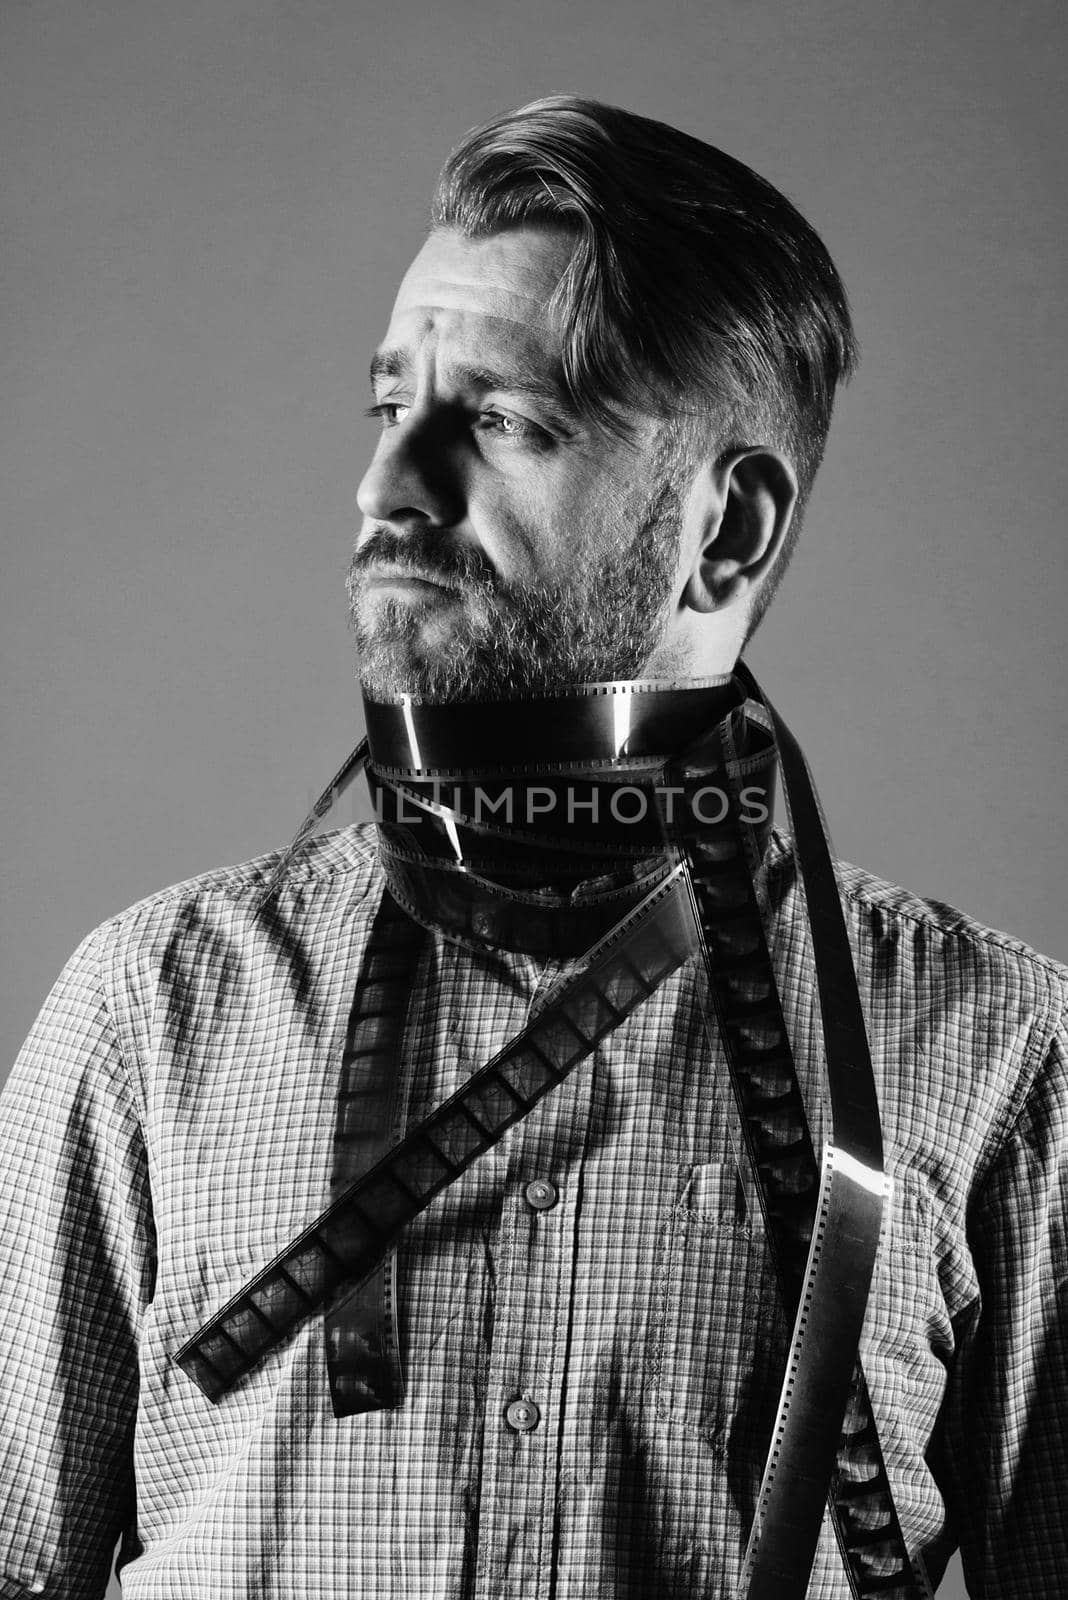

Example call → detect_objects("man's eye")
365 402 410 427
364 401 549 448
474 411 544 444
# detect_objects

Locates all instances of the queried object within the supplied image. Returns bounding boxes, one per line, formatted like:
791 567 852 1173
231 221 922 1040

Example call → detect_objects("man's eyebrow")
369 349 408 387
369 348 579 419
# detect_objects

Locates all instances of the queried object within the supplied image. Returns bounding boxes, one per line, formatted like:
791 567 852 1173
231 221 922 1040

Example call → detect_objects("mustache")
351 528 499 589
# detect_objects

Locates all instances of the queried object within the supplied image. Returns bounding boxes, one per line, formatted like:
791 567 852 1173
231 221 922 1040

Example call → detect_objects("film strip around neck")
662 691 932 1600
248 679 740 918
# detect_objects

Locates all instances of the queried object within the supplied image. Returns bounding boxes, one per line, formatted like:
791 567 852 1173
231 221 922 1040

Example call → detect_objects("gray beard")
347 486 684 704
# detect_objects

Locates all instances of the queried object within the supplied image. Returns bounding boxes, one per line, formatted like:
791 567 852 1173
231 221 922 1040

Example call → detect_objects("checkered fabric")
1 823 1066 1598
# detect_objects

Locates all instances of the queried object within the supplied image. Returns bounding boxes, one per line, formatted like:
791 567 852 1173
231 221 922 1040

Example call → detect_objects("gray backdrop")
3 3 1066 1597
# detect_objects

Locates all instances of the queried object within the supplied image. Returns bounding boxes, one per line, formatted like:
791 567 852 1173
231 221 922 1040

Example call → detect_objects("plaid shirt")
1 822 1066 1599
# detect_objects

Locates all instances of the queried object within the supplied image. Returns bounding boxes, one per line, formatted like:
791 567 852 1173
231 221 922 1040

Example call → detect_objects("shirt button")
524 1178 559 1211
505 1398 541 1432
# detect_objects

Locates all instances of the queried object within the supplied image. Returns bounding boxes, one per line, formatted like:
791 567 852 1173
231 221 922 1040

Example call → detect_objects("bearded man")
1 97 1065 1600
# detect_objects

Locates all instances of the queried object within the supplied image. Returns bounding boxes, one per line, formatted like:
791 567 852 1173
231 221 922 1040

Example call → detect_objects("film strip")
362 676 740 778
761 689 934 1600
661 695 931 1600
363 677 759 958
251 740 370 914
172 864 696 1400
324 894 428 1417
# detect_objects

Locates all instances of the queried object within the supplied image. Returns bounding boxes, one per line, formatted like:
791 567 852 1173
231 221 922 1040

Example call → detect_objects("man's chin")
354 617 492 704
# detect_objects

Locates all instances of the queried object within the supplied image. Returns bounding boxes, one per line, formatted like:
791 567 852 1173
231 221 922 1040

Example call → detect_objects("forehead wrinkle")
392 275 559 334
398 272 553 307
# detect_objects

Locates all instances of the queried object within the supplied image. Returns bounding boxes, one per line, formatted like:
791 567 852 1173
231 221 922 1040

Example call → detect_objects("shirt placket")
473 960 597 1600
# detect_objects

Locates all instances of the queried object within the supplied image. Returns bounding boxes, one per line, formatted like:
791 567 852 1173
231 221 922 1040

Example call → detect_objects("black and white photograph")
2 3 1066 1596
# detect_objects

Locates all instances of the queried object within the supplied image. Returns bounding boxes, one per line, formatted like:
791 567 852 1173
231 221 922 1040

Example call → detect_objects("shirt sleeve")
0 929 155 1600
935 1001 1068 1597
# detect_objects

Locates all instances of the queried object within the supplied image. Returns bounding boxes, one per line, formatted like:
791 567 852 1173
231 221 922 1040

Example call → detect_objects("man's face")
349 225 690 702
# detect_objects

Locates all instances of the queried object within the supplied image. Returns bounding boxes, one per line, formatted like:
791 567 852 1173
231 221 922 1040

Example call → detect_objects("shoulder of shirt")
764 827 1068 1002
75 821 384 954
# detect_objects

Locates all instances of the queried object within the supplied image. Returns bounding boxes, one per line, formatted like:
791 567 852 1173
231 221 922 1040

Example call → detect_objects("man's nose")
356 418 464 528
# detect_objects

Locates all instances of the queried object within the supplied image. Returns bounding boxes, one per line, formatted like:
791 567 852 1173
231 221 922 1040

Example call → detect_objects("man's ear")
682 448 798 614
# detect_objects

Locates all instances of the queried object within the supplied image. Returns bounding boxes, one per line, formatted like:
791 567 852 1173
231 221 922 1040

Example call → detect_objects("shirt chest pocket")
867 1165 950 1398
649 1160 784 1454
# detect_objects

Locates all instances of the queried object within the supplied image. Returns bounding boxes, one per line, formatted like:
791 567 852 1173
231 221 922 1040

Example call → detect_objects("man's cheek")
472 488 561 583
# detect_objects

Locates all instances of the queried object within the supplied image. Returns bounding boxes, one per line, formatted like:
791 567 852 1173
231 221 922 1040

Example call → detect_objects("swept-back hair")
432 95 858 628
